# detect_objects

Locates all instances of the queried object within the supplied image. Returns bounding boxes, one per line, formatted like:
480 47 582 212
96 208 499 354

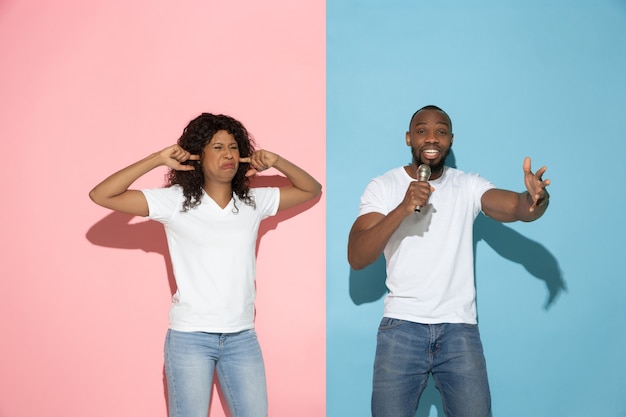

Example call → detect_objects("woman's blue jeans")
164 329 268 417
371 318 491 417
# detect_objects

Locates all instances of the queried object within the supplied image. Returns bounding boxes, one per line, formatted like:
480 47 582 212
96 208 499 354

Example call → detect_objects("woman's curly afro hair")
166 113 256 212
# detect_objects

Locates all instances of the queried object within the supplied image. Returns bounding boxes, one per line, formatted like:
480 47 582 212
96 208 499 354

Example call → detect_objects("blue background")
327 1 626 416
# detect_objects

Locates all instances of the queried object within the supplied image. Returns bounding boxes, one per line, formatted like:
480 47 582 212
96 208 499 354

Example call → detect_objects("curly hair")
165 113 256 212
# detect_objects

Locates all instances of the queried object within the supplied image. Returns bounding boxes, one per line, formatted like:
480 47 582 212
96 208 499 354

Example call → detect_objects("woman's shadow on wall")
85 175 320 417
347 152 566 417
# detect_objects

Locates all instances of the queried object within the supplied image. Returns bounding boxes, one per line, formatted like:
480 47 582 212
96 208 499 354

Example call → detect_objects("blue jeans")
371 318 491 417
164 329 268 417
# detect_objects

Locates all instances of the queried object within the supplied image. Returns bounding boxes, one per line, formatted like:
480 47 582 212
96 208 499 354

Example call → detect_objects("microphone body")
414 164 432 212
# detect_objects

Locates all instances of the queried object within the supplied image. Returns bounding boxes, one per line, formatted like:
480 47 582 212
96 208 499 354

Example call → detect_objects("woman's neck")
203 183 233 208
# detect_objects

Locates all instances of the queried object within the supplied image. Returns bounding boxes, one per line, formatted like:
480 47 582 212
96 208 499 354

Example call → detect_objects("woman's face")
201 130 240 184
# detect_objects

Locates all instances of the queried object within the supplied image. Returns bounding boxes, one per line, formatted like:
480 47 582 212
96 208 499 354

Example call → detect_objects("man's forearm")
348 207 408 270
517 191 550 222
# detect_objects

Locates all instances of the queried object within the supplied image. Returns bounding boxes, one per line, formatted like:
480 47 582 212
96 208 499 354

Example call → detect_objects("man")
347 105 550 417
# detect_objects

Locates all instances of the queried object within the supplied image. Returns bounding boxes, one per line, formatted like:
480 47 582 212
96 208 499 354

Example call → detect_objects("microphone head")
417 164 431 181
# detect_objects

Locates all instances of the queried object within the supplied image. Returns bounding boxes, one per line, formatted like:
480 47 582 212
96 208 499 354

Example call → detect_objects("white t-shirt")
359 166 494 324
142 185 280 333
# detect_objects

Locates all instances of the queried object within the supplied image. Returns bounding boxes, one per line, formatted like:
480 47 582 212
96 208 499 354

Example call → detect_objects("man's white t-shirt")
359 166 494 324
142 185 280 333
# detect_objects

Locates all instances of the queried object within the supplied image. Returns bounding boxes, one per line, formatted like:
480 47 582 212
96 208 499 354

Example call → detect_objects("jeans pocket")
378 317 405 330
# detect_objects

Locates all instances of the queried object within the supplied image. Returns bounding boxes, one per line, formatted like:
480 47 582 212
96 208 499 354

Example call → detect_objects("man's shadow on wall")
85 175 320 417
347 152 565 417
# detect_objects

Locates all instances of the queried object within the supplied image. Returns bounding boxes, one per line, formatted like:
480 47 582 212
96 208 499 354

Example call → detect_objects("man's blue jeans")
164 329 268 417
371 318 491 417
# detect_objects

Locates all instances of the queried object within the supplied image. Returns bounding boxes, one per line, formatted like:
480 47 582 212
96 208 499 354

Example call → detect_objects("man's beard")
412 147 450 174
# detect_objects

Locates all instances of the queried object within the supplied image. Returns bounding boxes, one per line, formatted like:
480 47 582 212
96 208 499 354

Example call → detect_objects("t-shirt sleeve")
359 177 388 217
470 173 496 214
253 187 280 219
141 186 182 223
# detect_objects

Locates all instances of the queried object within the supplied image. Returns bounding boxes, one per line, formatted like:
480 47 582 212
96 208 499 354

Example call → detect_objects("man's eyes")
416 129 447 135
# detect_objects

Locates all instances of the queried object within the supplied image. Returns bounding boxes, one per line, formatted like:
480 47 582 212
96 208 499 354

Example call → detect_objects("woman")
89 113 322 417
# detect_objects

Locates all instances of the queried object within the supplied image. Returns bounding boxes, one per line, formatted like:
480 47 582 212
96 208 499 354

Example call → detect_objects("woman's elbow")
88 189 102 205
312 182 322 198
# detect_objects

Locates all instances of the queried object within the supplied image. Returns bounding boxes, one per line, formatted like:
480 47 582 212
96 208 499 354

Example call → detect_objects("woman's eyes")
212 145 239 150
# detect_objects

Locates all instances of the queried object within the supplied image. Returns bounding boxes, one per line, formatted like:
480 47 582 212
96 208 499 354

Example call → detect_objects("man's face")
406 109 454 173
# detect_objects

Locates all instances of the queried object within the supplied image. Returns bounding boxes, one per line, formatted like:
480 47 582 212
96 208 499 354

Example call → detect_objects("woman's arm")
89 145 199 216
241 150 322 211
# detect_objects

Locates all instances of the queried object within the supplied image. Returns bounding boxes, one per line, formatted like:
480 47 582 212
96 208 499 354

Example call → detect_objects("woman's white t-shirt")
142 185 280 333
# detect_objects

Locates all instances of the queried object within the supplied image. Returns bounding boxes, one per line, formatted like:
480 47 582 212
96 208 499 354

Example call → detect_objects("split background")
1 1 625 416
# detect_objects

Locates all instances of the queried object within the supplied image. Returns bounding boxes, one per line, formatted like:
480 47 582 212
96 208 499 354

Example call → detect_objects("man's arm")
348 211 400 270
482 157 550 223
348 177 432 270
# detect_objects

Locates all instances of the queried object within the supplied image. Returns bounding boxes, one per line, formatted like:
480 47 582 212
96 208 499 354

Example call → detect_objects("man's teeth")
423 150 438 155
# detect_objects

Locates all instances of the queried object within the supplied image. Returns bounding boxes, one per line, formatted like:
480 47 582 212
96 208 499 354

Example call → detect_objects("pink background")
0 1 325 417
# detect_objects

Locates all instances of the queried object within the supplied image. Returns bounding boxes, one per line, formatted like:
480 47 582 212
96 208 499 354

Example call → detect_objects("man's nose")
425 133 439 143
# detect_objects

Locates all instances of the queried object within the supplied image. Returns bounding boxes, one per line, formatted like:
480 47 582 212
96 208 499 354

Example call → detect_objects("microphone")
414 164 431 212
